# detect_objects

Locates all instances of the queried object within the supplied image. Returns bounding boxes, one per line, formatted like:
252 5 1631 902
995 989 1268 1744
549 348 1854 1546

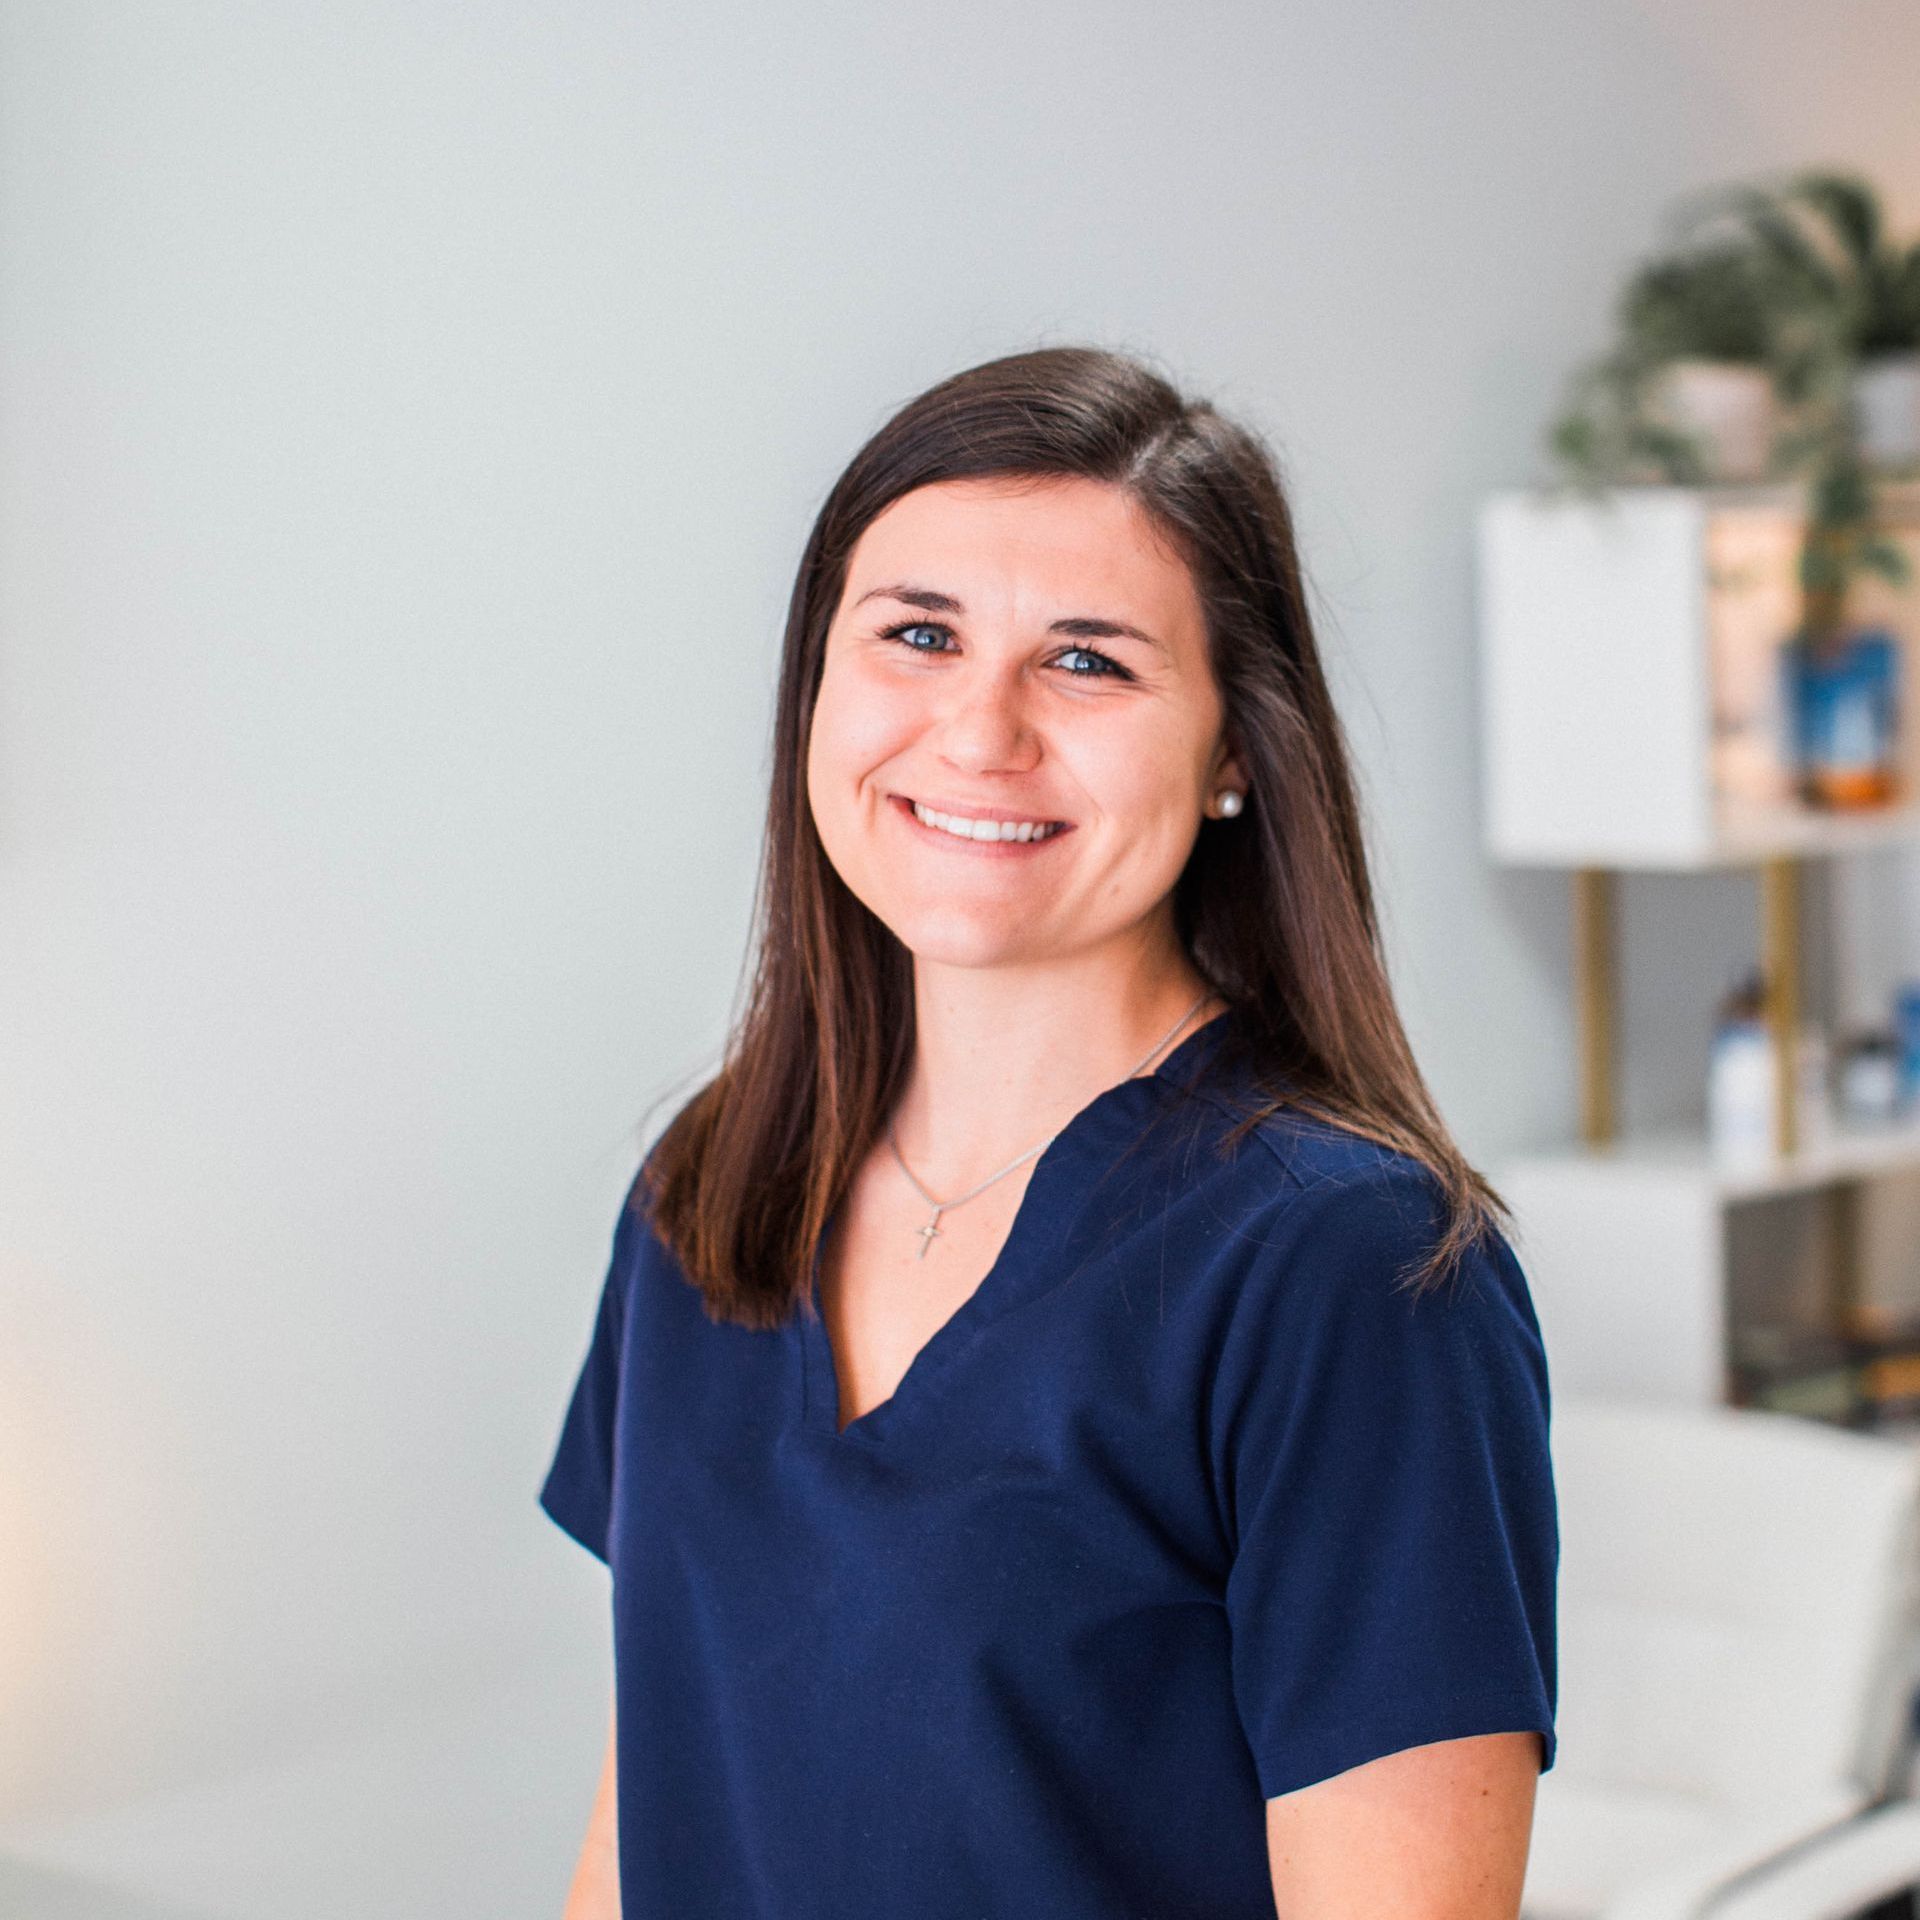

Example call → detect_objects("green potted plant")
1545 172 1915 815
1700 171 1920 473
1549 235 1819 487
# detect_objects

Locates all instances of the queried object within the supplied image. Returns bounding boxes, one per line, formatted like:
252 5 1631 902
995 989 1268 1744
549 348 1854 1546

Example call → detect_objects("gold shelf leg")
1574 867 1616 1147
1758 856 1800 1159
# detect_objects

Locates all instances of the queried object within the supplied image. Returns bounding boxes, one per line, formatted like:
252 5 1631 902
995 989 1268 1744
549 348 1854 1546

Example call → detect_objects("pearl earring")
1214 790 1243 819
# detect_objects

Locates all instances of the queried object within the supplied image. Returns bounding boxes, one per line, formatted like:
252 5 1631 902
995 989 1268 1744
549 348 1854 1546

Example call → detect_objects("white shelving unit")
1478 480 1920 1418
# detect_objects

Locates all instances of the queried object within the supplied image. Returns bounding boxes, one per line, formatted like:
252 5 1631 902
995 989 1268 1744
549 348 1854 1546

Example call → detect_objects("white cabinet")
1479 483 1920 869
1477 481 1920 1422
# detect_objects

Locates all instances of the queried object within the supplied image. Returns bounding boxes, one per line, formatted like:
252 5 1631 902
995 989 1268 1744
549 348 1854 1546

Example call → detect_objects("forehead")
839 475 1202 632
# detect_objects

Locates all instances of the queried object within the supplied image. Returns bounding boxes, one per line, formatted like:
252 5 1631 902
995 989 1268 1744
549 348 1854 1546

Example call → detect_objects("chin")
883 905 1053 971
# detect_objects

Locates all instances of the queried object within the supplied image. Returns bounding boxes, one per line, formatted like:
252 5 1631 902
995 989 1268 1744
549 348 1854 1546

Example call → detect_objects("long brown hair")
642 344 1512 1325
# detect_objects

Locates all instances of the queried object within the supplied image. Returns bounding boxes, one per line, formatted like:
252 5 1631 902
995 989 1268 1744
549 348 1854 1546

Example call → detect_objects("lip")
888 792 1075 853
893 792 1068 827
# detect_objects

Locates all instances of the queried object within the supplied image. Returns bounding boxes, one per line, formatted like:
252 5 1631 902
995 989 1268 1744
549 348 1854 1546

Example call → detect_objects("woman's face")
806 474 1244 973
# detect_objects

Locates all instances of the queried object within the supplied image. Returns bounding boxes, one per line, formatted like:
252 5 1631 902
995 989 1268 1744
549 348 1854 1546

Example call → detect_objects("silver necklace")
887 990 1214 1259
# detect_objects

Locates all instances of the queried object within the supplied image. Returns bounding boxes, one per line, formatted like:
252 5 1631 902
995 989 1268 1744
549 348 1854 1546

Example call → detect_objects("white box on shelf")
1476 483 1920 871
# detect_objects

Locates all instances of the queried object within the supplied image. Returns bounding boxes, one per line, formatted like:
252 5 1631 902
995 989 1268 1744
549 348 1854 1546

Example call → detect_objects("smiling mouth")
895 796 1071 845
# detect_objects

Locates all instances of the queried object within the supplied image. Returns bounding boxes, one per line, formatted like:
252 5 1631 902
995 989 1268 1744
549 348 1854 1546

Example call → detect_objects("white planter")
1851 351 1920 469
1645 359 1777 482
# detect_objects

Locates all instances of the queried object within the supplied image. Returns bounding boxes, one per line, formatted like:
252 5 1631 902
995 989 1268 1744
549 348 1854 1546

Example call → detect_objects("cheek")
1076 725 1209 843
806 657 912 833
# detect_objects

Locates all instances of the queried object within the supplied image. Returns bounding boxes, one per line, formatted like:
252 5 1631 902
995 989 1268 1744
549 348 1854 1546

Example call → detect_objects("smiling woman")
539 345 1557 1920
806 474 1244 979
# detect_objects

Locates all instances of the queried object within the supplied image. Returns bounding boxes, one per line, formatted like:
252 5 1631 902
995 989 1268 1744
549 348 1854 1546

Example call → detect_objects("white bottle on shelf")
1706 969 1834 1166
1709 988 1777 1171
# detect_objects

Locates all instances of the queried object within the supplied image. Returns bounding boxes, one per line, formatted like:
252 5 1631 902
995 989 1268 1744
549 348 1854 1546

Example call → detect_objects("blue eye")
875 620 1133 682
1055 646 1127 678
878 619 954 652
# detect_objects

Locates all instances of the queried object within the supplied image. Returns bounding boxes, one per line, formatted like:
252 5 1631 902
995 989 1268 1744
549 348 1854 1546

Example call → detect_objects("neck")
893 928 1220 1188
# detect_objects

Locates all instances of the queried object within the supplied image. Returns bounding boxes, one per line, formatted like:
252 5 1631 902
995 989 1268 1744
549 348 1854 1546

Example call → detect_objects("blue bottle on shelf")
1781 626 1902 808
1897 982 1920 1107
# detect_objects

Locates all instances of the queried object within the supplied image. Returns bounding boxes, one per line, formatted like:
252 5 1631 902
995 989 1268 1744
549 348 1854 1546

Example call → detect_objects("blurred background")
2 3 1919 1917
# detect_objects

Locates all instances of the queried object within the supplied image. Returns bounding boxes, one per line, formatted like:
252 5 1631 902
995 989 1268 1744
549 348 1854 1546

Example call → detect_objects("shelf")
1507 1109 1920 1200
1709 800 1920 867
1478 487 1920 870
1479 479 1920 1416
1497 800 1920 871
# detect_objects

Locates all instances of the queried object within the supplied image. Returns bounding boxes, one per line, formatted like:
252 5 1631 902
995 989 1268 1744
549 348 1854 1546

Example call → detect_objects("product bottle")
1708 972 1777 1166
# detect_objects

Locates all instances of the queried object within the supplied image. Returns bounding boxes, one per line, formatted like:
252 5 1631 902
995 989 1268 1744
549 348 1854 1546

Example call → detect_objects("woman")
540 346 1557 1919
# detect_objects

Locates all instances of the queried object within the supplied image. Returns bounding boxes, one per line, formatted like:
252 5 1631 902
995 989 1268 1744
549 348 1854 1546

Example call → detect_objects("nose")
934 658 1041 776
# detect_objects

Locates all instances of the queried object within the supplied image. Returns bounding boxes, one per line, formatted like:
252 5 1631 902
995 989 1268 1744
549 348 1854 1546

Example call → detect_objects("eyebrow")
852 583 1167 654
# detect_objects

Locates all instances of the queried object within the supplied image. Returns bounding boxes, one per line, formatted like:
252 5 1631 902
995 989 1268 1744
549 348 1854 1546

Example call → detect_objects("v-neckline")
798 1008 1234 1445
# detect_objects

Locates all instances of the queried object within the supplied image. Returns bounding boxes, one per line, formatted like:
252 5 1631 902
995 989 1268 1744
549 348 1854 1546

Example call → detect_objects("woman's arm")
1265 1730 1540 1918
561 1696 621 1919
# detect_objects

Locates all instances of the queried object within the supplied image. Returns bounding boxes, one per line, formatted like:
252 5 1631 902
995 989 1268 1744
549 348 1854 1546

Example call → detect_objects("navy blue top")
540 1009 1557 1919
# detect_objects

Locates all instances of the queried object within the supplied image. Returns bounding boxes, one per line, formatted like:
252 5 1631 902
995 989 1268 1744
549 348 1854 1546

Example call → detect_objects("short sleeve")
537 1183 643 1565
1214 1164 1558 1799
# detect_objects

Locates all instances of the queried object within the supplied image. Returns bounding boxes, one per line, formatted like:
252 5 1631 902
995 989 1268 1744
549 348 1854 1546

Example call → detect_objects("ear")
1204 733 1250 818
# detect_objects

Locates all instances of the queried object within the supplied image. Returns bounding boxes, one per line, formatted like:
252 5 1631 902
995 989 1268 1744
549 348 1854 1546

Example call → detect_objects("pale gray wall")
0 3 1916 1914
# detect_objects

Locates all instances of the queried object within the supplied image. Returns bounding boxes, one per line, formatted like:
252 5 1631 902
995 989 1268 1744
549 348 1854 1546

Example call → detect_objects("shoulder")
1200 1121 1554 1511
1177 1083 1461 1267
607 1145 741 1338
1187 1105 1543 1372
593 1154 673 1321
1172 1026 1463 1245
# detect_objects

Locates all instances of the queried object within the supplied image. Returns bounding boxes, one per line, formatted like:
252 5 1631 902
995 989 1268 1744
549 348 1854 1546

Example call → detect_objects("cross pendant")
916 1216 943 1258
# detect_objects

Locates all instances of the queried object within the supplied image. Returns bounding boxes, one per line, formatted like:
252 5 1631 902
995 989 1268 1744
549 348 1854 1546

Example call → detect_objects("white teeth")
911 800 1060 844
